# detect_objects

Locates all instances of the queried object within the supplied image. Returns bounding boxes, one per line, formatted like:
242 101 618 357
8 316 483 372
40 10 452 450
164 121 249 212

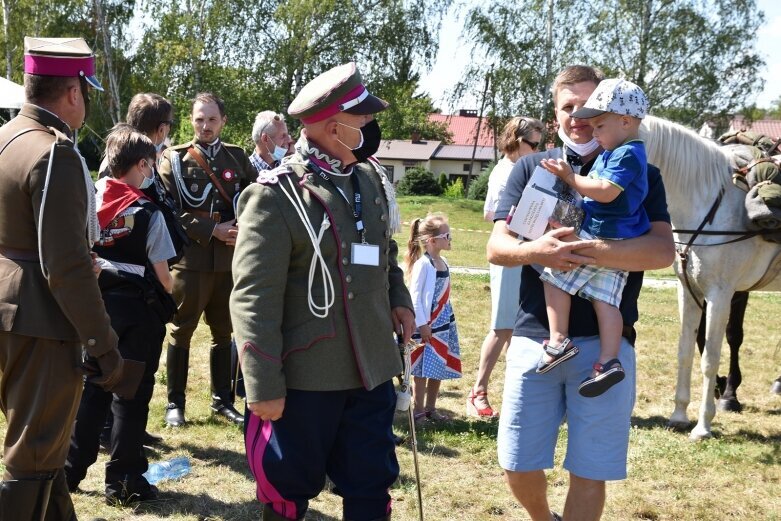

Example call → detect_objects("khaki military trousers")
0 332 82 478
168 268 233 350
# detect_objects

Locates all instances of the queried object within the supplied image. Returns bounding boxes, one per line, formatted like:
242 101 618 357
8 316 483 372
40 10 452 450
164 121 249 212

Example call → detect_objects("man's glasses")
521 138 540 149
432 232 451 241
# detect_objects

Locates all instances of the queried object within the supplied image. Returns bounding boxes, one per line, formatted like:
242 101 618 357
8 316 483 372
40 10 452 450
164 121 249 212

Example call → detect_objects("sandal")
426 409 450 421
551 512 563 521
413 411 428 424
466 389 498 418
536 338 579 374
578 358 625 397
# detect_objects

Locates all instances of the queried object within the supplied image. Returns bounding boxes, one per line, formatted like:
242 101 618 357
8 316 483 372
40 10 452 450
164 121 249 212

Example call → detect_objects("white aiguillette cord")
277 172 335 318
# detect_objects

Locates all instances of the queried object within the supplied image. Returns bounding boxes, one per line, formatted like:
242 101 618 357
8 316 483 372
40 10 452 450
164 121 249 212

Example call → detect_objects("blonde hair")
497 116 545 155
404 213 448 278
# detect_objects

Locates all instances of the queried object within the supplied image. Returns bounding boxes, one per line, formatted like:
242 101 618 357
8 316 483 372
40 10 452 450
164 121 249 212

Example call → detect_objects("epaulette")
50 126 74 146
222 142 246 151
256 164 294 185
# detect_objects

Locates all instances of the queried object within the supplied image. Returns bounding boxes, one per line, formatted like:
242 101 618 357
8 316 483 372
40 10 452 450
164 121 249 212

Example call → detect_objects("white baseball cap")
571 78 649 120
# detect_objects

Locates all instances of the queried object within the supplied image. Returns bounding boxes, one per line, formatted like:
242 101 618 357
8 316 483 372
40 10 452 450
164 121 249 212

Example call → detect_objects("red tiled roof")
730 118 781 139
428 113 495 147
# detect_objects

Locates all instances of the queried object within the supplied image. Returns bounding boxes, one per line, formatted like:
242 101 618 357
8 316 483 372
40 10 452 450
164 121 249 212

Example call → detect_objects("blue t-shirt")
584 140 650 239
495 147 670 339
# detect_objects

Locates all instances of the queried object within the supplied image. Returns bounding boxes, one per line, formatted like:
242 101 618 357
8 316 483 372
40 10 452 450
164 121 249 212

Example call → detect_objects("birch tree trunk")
93 0 122 123
1 0 11 80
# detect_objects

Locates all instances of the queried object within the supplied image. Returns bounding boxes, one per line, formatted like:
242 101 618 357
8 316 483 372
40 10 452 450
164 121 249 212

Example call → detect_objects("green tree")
466 162 493 201
582 0 764 126
396 167 443 196
443 177 464 198
453 0 585 126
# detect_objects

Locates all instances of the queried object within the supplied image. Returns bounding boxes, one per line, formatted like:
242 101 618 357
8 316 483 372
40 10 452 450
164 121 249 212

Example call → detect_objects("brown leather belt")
0 246 39 262
190 209 221 222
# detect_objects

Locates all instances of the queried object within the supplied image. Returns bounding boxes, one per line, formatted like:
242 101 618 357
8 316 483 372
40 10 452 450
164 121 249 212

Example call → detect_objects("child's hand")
540 158 574 182
418 324 432 343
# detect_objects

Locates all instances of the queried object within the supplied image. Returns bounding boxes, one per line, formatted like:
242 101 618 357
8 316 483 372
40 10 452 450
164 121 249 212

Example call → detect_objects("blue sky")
420 0 781 112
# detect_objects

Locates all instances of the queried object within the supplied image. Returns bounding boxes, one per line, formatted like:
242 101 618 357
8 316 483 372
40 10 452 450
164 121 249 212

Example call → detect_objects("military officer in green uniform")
0 37 126 519
231 62 415 521
158 92 254 427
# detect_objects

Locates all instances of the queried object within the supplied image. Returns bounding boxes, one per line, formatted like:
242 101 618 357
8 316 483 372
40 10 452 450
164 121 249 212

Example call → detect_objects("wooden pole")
468 69 491 188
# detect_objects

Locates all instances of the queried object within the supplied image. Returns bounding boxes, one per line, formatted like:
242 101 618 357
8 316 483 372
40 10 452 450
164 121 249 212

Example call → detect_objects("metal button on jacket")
341 241 347 249
87 338 96 347
374 197 381 205
345 274 352 283
342 257 349 265
347 292 354 300
380 214 387 222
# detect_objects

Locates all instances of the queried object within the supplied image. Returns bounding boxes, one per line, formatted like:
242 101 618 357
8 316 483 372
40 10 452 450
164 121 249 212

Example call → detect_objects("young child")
538 78 651 397
404 213 462 422
65 125 176 504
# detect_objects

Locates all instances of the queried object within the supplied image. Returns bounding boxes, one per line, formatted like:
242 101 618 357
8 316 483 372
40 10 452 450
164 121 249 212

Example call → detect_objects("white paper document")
507 166 585 240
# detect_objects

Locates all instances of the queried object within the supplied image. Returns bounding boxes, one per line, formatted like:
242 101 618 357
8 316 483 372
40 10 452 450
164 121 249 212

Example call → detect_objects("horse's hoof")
717 397 742 413
667 419 691 432
771 380 781 396
689 428 713 441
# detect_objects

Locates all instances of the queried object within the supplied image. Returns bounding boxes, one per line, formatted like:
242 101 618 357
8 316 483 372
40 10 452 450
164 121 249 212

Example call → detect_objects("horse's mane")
639 115 732 200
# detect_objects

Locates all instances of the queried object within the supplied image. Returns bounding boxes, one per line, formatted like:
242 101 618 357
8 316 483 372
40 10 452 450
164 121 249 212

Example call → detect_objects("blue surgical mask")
265 138 287 162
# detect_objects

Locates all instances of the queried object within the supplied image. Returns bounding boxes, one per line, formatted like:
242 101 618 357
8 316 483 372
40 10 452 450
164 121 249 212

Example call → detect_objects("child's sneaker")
578 358 625 397
536 338 579 374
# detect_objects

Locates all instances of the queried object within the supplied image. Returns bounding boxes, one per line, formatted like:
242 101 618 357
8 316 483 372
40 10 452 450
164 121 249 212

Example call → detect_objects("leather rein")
673 186 766 311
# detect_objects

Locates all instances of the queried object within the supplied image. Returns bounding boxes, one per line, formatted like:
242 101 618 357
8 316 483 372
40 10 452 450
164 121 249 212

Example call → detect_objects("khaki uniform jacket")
158 141 254 272
230 153 413 403
0 104 117 356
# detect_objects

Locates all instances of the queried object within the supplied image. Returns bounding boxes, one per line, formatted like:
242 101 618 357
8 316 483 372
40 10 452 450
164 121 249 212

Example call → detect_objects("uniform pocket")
281 314 337 359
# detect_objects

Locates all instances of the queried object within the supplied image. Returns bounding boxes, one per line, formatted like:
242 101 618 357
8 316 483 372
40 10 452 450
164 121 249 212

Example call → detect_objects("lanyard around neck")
309 161 365 242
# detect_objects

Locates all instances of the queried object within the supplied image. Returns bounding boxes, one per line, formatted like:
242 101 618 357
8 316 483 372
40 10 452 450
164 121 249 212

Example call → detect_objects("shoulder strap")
0 128 50 158
187 146 233 206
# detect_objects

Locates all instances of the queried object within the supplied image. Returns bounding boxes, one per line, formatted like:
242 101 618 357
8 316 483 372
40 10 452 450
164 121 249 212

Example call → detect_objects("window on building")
463 163 471 172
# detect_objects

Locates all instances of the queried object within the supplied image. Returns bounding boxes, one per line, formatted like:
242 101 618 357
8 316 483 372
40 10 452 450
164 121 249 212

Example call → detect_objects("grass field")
1 197 779 520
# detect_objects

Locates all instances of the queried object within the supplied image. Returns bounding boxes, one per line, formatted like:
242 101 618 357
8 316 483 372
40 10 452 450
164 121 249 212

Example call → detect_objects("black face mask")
352 119 382 163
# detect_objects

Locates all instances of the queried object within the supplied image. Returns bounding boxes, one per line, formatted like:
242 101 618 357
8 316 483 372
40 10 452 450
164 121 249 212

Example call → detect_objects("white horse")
639 116 781 440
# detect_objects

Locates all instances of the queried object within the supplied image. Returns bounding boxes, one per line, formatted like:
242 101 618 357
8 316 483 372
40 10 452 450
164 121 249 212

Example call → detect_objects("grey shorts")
489 263 522 330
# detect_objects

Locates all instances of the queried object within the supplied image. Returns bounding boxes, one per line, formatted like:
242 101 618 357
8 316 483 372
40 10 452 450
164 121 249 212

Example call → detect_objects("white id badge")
351 243 380 266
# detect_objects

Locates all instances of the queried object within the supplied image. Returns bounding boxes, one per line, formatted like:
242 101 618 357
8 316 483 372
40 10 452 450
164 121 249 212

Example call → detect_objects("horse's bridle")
673 186 765 311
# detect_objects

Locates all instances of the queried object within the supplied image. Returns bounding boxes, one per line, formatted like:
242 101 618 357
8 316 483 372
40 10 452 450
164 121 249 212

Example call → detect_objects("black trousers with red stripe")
245 381 398 521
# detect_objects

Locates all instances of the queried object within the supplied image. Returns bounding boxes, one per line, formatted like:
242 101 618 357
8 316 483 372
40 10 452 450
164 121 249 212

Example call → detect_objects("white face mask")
139 161 155 190
557 126 600 157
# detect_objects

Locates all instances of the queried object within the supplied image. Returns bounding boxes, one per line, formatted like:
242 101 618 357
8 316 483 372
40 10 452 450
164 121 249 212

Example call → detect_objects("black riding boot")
262 503 303 520
165 344 189 427
210 345 244 426
0 474 53 521
43 469 76 521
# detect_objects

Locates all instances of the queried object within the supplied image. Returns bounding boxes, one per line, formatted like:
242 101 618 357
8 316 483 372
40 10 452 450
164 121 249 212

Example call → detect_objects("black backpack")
142 172 190 267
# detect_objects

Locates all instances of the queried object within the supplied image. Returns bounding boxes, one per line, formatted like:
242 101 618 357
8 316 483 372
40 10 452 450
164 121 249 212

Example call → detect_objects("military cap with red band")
24 37 104 91
288 62 388 123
